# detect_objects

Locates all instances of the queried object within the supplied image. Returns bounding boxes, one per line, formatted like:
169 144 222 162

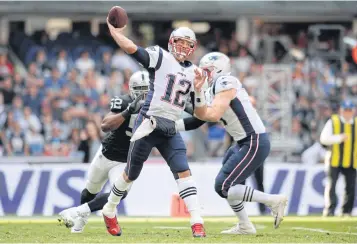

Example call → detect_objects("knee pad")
214 180 227 199
81 188 97 204
85 180 105 195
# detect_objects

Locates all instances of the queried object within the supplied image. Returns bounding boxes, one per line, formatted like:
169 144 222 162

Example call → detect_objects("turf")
0 216 356 243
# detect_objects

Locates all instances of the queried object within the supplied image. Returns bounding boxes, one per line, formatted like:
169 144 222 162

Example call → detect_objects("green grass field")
0 216 356 243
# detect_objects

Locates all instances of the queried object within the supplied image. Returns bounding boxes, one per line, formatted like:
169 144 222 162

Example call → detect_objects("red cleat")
191 223 206 238
103 214 122 236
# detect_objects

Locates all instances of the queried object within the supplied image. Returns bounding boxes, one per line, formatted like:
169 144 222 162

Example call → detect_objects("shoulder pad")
145 45 163 70
110 95 129 113
213 75 240 94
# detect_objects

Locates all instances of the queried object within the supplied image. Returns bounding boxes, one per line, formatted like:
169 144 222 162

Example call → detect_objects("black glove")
122 94 144 119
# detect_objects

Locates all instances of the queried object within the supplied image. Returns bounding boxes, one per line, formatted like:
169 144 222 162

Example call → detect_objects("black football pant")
324 166 356 215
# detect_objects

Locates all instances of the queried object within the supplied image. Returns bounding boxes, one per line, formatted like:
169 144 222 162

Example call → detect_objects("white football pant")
85 145 126 194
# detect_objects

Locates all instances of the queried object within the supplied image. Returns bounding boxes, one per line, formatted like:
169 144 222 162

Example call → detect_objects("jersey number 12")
161 74 191 108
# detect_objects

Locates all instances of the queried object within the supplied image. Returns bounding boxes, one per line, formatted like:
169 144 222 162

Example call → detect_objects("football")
108 6 128 28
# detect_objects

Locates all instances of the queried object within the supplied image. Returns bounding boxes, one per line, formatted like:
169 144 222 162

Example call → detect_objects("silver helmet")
199 52 231 84
129 70 150 99
168 27 197 60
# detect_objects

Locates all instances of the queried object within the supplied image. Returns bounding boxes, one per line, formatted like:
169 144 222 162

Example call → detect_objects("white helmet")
168 27 197 60
199 52 231 84
129 70 150 99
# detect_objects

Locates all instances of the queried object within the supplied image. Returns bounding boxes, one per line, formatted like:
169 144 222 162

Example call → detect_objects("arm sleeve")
320 119 345 145
129 46 150 69
184 101 194 115
131 45 163 70
183 117 206 131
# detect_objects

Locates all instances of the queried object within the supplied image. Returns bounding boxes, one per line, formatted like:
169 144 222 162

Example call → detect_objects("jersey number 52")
161 74 191 108
110 97 123 110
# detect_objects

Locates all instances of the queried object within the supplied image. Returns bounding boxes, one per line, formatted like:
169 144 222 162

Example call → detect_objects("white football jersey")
205 75 266 141
141 46 196 121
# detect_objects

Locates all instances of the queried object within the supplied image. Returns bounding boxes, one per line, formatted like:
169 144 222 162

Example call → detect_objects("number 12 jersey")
140 46 196 121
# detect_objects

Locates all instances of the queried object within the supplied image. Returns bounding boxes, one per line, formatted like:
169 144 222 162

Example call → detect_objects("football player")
103 19 205 237
176 52 288 234
58 70 149 233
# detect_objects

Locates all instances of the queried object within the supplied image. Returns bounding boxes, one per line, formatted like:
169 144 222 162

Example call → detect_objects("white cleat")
59 207 79 228
221 222 257 235
71 215 89 233
269 195 288 229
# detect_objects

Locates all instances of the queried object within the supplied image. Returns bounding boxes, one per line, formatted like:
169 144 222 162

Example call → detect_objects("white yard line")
292 227 357 236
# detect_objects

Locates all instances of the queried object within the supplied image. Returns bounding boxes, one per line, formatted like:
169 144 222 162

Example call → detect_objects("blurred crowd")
1 25 357 163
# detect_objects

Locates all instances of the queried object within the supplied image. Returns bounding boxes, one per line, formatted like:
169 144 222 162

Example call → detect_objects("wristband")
194 90 206 107
121 109 131 120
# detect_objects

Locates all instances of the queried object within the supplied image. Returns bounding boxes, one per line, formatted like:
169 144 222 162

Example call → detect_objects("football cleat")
221 222 256 235
269 195 288 229
58 207 78 228
103 214 122 236
71 215 89 233
191 223 206 238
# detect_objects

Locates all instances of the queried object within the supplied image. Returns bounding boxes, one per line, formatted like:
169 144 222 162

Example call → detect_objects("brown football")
108 6 128 28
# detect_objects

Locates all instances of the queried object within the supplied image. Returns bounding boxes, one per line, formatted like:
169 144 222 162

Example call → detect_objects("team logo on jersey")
221 80 228 86
208 55 219 61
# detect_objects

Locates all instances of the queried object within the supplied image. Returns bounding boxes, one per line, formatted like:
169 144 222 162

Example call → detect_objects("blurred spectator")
0 76 16 106
207 123 227 157
12 96 24 121
232 47 254 74
13 72 26 95
112 49 140 72
28 62 41 79
81 69 100 105
41 112 54 141
0 52 13 80
106 70 124 97
25 125 44 156
23 85 43 117
35 50 51 77
68 128 80 153
75 51 95 75
5 122 29 156
19 106 41 132
96 51 112 76
56 49 73 76
43 124 66 156
44 67 68 98
296 31 307 49
67 68 81 96
78 120 101 163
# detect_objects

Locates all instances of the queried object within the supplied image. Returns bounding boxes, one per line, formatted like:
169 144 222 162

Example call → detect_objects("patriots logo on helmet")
208 55 219 61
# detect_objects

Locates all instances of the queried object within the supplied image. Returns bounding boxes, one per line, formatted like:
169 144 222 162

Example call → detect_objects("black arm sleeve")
190 92 195 111
183 117 206 131
184 102 194 115
129 46 150 68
